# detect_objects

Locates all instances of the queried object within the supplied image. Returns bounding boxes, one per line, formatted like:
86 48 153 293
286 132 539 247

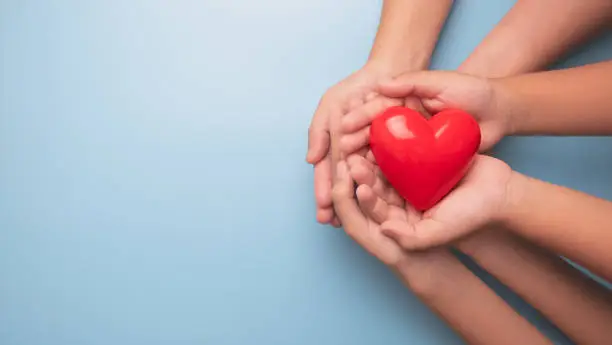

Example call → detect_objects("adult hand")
332 155 447 282
340 70 515 155
307 64 400 226
331 158 406 266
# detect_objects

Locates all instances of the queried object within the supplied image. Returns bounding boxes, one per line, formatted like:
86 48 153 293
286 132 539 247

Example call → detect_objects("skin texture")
504 172 612 283
333 1 612 344
332 159 551 345
345 64 612 343
497 60 612 135
457 0 612 77
306 0 453 226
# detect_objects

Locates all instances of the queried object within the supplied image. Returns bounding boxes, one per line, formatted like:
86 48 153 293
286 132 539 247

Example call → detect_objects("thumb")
376 79 415 98
380 218 460 250
378 71 448 100
421 98 446 114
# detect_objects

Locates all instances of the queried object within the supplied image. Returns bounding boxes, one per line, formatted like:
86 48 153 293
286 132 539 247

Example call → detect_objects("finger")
347 154 376 182
355 146 369 159
365 150 376 163
330 216 342 228
316 207 334 224
380 219 452 250
381 169 490 250
340 126 370 155
403 96 432 118
404 203 422 225
341 96 400 134
421 98 446 114
307 102 331 164
332 161 368 238
328 105 345 164
314 157 333 209
346 154 403 207
365 91 378 102
347 95 364 112
378 71 447 100
355 184 388 224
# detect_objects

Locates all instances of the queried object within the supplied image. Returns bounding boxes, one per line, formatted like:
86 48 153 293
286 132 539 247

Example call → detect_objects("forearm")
367 0 453 74
458 230 612 345
394 250 551 345
455 3 612 341
458 0 612 77
502 171 612 282
494 60 612 135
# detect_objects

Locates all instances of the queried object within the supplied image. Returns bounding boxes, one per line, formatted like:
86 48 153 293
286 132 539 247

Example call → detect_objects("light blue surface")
1 1 611 344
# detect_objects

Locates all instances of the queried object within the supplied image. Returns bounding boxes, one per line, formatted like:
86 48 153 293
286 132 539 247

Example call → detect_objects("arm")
458 231 612 345
307 0 454 225
332 161 551 345
458 0 612 77
456 2 612 343
367 0 453 74
498 60 612 135
503 171 612 282
395 252 552 345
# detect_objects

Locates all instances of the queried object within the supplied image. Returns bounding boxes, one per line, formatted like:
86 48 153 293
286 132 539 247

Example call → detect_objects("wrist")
365 52 429 78
497 169 530 228
490 77 522 136
391 249 458 301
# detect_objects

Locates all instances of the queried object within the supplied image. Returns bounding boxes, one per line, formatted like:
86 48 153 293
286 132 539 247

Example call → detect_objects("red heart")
369 106 481 211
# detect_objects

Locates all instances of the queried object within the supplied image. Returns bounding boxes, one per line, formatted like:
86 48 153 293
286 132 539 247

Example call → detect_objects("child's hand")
331 157 409 267
333 155 452 285
377 155 514 250
340 71 514 155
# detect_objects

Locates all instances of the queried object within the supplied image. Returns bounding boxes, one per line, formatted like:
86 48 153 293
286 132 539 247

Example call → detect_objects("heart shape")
369 106 481 211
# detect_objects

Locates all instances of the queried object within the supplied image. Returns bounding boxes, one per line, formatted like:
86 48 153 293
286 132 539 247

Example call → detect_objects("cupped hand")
307 64 400 226
376 154 513 250
341 70 514 156
333 153 437 268
333 154 466 293
331 158 406 266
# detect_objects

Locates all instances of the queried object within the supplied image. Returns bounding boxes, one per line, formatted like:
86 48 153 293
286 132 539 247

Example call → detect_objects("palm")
348 154 421 226
379 155 514 250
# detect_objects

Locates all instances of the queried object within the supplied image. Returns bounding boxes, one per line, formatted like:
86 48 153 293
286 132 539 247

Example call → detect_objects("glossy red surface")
369 106 481 211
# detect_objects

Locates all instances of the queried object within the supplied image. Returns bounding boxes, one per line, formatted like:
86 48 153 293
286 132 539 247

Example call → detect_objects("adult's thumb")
380 218 459 250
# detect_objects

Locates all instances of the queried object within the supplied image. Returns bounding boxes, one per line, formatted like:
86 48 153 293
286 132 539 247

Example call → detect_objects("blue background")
1 1 611 344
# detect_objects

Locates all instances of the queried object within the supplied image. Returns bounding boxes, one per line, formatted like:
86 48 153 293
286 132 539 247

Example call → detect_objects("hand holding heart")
369 106 481 210
340 70 513 155
336 70 516 249
340 153 512 250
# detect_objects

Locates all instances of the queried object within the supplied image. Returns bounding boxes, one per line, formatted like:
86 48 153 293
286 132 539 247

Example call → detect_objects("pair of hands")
308 67 518 265
306 64 423 226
